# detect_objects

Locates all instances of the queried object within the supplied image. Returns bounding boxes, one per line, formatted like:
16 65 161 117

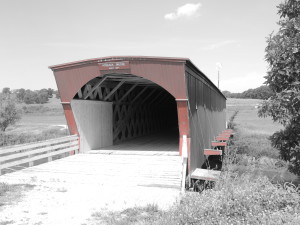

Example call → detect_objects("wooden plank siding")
185 65 226 173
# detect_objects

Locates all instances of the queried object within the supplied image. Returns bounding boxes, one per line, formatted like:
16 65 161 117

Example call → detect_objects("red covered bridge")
49 56 227 189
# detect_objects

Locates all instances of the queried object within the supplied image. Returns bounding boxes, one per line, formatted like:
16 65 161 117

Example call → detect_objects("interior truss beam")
84 76 108 99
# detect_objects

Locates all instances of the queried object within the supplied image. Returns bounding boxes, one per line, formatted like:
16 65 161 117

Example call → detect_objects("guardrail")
0 135 79 175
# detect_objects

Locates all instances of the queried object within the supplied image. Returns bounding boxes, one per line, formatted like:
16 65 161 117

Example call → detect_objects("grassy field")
1 98 68 147
8 97 67 134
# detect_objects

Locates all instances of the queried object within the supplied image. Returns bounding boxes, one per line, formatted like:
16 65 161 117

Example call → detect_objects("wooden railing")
0 135 79 175
181 135 188 192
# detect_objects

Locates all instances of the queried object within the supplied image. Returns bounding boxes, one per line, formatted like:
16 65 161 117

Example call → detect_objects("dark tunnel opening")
73 73 179 152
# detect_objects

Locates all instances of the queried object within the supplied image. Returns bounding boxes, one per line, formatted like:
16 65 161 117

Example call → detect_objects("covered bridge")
49 56 226 183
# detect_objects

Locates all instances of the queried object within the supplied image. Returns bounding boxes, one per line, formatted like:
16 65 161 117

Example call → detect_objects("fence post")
47 143 53 162
28 154 34 167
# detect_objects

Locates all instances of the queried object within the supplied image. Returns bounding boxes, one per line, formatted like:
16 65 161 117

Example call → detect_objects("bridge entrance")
70 74 179 153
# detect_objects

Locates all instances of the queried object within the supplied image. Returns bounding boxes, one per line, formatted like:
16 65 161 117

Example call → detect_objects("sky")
0 0 282 92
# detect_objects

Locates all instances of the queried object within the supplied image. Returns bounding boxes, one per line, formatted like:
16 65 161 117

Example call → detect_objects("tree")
36 89 49 104
47 88 54 98
258 0 300 175
2 87 11 95
0 95 21 132
55 90 60 99
23 90 38 104
15 88 26 102
22 89 49 104
222 85 274 99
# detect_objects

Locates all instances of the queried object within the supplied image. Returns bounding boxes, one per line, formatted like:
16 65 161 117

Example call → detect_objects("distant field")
226 98 282 159
226 98 282 135
6 98 67 135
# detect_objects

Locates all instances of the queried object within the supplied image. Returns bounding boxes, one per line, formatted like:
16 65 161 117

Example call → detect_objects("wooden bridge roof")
49 56 225 103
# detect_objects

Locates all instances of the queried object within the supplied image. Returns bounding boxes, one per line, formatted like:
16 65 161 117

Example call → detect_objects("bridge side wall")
71 100 113 152
186 66 226 172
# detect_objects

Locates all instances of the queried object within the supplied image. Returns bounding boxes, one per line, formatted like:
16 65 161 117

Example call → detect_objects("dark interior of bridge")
73 74 179 151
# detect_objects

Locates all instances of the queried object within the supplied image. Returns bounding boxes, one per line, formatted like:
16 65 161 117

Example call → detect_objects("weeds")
0 221 15 225
0 182 35 208
0 128 68 147
21 104 63 115
227 110 238 129
152 173 300 225
91 204 163 225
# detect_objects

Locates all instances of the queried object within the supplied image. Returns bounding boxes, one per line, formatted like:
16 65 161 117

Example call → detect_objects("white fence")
0 135 79 175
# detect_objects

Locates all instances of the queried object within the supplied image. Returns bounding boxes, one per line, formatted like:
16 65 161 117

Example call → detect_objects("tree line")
1 87 59 104
222 85 274 100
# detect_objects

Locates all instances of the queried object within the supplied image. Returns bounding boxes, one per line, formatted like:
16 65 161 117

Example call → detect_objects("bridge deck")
90 132 179 153
0 134 182 225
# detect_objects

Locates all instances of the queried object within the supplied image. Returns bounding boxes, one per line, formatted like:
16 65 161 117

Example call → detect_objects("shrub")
0 95 21 132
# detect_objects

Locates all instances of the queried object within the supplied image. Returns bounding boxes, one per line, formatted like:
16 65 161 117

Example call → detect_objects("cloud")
201 40 239 51
164 3 201 20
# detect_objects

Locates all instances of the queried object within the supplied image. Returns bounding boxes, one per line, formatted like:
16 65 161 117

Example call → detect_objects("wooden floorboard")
93 132 179 153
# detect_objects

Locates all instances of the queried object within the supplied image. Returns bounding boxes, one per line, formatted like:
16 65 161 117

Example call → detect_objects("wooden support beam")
224 129 234 133
97 86 103 99
211 141 227 147
104 80 125 101
113 94 151 140
220 133 233 138
204 149 222 156
131 86 148 104
139 88 157 105
155 92 170 105
118 83 138 103
191 168 221 181
84 76 108 99
77 89 83 99
148 90 164 105
216 136 229 141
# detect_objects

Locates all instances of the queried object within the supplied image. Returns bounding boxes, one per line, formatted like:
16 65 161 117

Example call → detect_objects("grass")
89 172 300 225
1 97 68 148
88 98 300 225
152 172 300 225
0 127 69 147
0 182 35 225
90 204 163 225
0 182 35 208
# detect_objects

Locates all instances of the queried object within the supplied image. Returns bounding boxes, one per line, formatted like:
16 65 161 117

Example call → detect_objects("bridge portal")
49 56 226 174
